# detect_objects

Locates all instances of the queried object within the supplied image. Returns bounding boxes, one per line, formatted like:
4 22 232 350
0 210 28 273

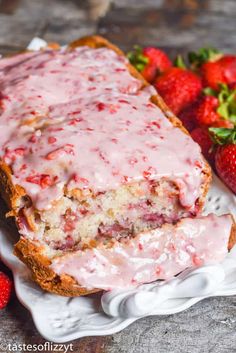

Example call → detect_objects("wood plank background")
0 1 236 352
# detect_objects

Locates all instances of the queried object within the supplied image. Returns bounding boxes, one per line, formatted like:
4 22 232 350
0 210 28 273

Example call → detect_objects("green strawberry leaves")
204 83 236 124
188 47 222 68
127 45 149 72
174 55 186 69
204 84 236 145
203 87 217 96
217 84 236 123
209 127 236 145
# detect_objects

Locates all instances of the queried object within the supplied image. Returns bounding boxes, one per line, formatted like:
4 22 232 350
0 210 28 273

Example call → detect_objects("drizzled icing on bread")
0 47 204 210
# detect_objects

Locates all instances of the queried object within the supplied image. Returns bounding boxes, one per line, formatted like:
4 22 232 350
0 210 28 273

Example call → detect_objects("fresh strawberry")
215 143 236 193
142 47 172 73
180 84 236 133
178 102 198 132
188 48 236 90
229 82 236 90
217 55 236 84
201 61 226 90
0 271 12 309
208 84 236 124
154 67 202 115
210 127 236 193
191 127 215 164
127 45 172 83
179 84 236 131
193 84 236 127
194 95 220 126
199 54 236 90
188 47 224 90
179 111 197 132
211 119 234 129
141 64 157 83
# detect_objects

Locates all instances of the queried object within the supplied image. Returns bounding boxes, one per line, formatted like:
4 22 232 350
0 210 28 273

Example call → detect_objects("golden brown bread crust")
228 215 236 251
14 237 100 296
0 35 218 296
0 162 25 212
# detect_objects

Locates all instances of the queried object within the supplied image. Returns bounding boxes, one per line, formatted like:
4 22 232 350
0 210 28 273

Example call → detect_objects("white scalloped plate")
0 173 235 343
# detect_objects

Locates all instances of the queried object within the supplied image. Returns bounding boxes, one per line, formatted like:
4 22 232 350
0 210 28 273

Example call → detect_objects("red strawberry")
188 48 236 89
179 111 197 132
210 127 236 193
229 82 236 90
191 127 215 165
179 103 198 132
154 67 202 115
0 271 12 309
203 84 236 125
201 61 226 90
218 55 236 84
179 84 236 133
188 47 223 90
141 64 157 83
127 46 172 83
215 143 236 193
211 119 234 129
201 55 236 90
194 95 220 126
142 47 172 73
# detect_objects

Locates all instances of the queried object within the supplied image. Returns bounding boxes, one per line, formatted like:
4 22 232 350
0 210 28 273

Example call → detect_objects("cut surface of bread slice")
15 213 235 294
0 35 224 296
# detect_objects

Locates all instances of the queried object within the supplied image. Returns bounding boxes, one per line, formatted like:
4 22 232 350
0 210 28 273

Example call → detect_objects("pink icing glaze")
51 214 232 290
0 47 205 210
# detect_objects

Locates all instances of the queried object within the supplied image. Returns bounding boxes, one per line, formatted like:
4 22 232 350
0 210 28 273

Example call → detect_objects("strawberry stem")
188 47 222 68
174 55 186 69
209 127 236 145
127 46 149 72
204 83 236 124
203 87 218 97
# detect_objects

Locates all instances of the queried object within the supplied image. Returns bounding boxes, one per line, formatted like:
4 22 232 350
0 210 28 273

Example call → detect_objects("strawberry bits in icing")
0 46 205 211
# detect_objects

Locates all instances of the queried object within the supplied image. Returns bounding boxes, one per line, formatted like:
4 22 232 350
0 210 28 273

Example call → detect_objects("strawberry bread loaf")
0 35 234 296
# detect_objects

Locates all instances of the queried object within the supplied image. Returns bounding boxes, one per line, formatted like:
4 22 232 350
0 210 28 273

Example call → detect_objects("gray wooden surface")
0 1 236 352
